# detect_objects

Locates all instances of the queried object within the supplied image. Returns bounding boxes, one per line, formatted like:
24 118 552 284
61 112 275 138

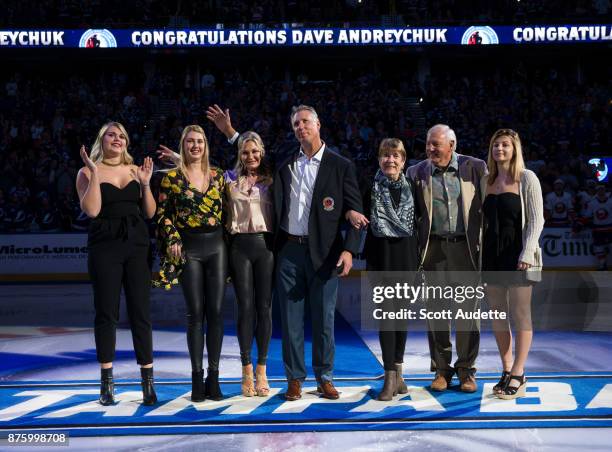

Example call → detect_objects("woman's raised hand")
206 104 233 137
137 157 154 185
80 145 97 173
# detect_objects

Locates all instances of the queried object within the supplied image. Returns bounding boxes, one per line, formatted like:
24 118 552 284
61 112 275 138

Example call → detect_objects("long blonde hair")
89 122 134 164
487 128 525 185
178 125 210 183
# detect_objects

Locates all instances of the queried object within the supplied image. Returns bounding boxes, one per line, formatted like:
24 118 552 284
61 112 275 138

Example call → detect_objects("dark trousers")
89 241 153 365
229 233 274 366
276 241 338 383
380 330 408 371
423 239 480 377
180 228 227 373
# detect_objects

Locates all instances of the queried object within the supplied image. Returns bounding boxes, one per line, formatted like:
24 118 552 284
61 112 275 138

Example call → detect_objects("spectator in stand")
34 192 61 232
4 190 32 232
577 179 598 215
582 184 612 270
8 173 27 198
0 189 6 232
544 179 575 226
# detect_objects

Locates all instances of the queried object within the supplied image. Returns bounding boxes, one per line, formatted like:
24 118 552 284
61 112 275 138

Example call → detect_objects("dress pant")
423 238 480 377
89 234 153 365
276 240 338 383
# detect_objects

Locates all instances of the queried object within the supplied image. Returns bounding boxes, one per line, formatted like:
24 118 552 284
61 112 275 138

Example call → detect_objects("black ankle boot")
204 369 223 401
140 367 157 406
99 368 115 406
191 370 205 402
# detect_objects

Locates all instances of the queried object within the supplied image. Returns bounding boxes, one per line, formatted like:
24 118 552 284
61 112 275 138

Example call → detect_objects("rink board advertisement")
0 374 611 435
0 25 611 48
0 228 600 280
0 234 88 277
539 227 596 267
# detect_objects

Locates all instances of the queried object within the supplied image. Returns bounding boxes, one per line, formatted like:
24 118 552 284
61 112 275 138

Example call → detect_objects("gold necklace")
101 160 123 167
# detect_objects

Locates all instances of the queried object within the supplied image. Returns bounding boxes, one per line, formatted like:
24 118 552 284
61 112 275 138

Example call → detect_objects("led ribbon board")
0 25 610 48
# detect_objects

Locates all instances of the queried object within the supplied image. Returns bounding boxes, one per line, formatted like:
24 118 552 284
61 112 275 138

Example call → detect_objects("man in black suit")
274 105 363 401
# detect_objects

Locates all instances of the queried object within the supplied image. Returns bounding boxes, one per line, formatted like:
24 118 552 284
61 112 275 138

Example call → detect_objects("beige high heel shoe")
241 364 256 397
255 364 270 397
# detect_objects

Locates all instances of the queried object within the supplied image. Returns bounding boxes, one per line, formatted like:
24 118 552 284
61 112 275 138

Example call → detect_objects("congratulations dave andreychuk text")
371 283 507 320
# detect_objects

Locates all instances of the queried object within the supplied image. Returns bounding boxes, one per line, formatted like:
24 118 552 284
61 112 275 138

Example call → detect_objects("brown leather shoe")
430 372 451 392
317 381 340 400
459 374 477 393
284 379 302 401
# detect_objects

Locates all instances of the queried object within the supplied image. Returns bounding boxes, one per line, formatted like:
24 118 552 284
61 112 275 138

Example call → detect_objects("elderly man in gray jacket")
407 124 487 393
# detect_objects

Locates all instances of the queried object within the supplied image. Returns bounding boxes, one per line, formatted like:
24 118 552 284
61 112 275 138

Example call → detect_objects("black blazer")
273 148 363 276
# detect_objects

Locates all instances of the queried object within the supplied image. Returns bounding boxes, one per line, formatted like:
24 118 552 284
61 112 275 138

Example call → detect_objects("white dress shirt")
282 144 326 236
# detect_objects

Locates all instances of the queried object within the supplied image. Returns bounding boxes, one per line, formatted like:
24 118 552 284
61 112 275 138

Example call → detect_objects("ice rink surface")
0 282 611 451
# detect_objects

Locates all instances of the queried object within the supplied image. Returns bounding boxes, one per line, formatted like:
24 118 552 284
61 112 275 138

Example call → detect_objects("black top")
363 185 419 272
88 180 149 247
482 192 522 271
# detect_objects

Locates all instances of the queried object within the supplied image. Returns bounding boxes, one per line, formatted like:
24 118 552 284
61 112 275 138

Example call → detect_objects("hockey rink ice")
0 279 611 451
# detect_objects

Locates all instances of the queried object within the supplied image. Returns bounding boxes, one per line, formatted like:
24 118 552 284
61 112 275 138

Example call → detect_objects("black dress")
482 192 532 286
88 180 153 365
363 184 419 372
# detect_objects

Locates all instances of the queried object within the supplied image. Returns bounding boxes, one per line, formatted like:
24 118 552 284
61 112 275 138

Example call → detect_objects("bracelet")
141 184 150 187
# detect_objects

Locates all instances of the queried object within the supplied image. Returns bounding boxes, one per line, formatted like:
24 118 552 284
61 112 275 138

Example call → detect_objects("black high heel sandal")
497 374 527 400
492 371 510 394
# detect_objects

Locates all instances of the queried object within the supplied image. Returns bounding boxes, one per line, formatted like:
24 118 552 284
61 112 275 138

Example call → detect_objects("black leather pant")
180 228 227 372
229 233 274 366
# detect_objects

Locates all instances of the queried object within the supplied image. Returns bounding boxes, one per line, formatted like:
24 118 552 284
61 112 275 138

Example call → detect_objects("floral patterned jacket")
152 167 225 289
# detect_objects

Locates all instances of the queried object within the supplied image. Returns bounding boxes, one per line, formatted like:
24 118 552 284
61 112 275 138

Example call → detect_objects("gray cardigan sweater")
518 169 545 266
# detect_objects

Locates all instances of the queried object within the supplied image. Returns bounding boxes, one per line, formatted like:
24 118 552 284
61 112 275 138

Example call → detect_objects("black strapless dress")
482 192 533 286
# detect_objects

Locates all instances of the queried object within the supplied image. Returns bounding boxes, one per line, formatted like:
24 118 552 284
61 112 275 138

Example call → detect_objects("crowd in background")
0 58 610 233
2 0 610 27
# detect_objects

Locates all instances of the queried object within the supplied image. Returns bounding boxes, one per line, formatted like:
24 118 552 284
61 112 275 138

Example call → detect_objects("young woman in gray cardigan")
481 129 544 400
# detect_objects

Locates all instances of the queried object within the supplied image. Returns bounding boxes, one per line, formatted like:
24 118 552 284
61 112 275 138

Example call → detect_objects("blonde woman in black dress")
482 129 544 400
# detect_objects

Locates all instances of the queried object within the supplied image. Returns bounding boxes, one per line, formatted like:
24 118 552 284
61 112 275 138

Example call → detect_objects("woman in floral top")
154 124 227 402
